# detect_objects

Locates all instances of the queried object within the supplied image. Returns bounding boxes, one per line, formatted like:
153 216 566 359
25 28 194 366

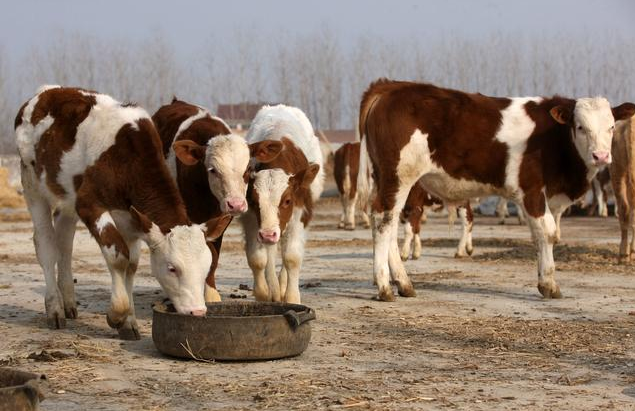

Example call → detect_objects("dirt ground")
1 198 634 410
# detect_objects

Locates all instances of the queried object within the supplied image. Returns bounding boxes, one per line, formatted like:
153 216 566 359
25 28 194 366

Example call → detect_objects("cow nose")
592 151 610 165
226 198 247 214
258 229 279 244
190 309 207 317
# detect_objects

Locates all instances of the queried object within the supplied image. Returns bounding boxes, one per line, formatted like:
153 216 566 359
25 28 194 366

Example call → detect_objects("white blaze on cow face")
251 169 292 244
146 224 212 316
205 134 251 215
572 97 615 167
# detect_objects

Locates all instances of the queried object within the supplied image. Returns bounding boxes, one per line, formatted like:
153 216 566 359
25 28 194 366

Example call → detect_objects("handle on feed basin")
284 308 316 329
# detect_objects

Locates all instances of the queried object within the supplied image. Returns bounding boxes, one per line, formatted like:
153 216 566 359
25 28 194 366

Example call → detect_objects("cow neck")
128 167 191 234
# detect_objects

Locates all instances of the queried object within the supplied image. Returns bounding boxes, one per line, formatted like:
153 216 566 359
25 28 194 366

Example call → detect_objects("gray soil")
1 198 634 410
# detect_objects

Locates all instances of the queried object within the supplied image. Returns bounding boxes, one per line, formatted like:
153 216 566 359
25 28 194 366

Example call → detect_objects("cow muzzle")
258 229 280 244
592 151 611 166
224 197 248 215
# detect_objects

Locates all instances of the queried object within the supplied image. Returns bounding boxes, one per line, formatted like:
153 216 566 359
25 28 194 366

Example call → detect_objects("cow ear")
204 214 233 242
173 140 206 166
249 140 283 163
292 163 320 191
550 105 573 125
612 103 635 122
129 206 153 233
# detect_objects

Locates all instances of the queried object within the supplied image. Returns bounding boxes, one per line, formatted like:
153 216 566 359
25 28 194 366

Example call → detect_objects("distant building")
216 102 272 130
317 129 356 146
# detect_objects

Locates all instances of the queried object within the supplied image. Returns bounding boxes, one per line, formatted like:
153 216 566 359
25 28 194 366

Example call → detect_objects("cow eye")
283 197 292 207
610 125 615 131
577 125 583 131
208 167 217 175
167 264 177 275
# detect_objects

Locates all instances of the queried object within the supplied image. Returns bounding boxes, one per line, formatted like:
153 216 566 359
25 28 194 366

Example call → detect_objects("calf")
359 79 634 301
399 183 473 260
15 86 217 339
241 105 324 303
333 142 370 230
152 99 282 302
609 114 635 263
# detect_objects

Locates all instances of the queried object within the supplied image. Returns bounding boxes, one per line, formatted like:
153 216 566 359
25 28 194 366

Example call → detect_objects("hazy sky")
1 0 634 60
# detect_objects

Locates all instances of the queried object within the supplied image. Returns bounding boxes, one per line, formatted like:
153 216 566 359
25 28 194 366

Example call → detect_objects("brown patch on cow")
521 98 589 216
14 102 28 129
26 88 97 197
333 142 360 200
360 79 510 214
98 223 130 259
249 140 284 164
400 183 442 234
610 115 635 262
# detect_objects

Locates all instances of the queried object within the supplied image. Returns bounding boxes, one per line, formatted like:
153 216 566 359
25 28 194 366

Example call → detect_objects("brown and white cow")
359 79 635 301
399 183 473 260
152 98 282 302
241 105 324 304
609 113 635 263
333 142 370 230
15 86 221 339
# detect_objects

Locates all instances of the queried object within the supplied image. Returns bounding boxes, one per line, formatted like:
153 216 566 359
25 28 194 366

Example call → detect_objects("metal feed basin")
152 300 316 361
0 368 47 411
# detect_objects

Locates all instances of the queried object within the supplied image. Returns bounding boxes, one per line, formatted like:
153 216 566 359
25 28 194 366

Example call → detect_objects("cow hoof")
106 313 126 330
64 306 78 319
454 252 467 258
364 223 371 229
375 286 395 302
345 225 355 231
397 282 416 298
400 254 409 261
337 223 345 229
118 324 141 341
537 282 563 299
46 312 66 329
205 285 222 303
618 255 630 265
466 247 474 256
412 253 421 260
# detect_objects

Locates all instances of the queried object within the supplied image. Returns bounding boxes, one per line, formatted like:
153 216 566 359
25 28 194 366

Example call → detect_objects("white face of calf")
251 169 292 244
131 208 211 316
551 98 635 167
249 164 320 244
173 136 284 216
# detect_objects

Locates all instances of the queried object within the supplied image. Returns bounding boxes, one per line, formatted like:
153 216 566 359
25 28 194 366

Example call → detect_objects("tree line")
0 29 633 153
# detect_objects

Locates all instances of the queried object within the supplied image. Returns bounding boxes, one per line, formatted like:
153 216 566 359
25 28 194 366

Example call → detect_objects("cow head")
551 98 635 167
130 207 211 316
173 136 283 216
248 164 320 244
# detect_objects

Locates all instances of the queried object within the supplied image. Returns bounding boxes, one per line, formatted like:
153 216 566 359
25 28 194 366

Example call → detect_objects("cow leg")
204 234 222 303
265 245 281 302
553 211 563 244
517 204 526 225
386 186 416 298
118 240 141 340
593 178 608 217
629 209 635 260
455 203 474 257
496 198 508 225
243 213 271 300
76 197 135 338
412 219 422 260
338 193 347 229
24 188 65 329
522 198 562 299
400 220 414 261
281 211 305 304
54 212 79 319
360 204 371 229
344 193 356 230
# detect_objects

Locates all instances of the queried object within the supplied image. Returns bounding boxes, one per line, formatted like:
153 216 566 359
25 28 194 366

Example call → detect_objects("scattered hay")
0 167 25 209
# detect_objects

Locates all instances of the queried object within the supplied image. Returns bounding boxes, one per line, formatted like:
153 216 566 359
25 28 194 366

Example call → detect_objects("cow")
241 105 324 304
399 183 473 260
152 98 282 302
358 79 635 301
609 113 635 263
15 86 221 339
333 142 371 230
